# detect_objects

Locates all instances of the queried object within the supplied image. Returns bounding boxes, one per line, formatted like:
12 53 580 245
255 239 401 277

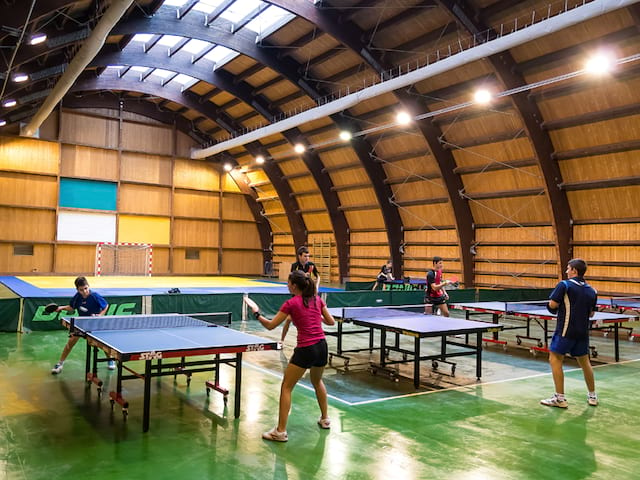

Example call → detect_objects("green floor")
2 322 640 480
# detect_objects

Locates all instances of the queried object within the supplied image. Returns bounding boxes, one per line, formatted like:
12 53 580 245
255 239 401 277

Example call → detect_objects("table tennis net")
610 296 640 309
340 305 426 318
502 301 549 313
70 313 232 332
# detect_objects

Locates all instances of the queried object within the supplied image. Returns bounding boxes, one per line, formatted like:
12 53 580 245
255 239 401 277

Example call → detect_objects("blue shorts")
290 339 328 369
549 333 589 357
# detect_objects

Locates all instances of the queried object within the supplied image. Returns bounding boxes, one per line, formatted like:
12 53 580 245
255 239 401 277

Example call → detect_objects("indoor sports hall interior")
1 1 640 479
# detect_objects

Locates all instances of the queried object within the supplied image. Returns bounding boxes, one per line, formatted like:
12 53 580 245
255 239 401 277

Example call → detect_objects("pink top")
280 295 326 347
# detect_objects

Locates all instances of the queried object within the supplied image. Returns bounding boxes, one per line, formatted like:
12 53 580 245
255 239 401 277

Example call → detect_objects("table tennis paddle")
44 303 59 313
244 297 260 314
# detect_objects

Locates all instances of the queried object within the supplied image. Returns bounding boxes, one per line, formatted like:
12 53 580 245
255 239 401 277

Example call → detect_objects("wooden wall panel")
404 229 459 243
60 145 118 181
461 167 542 194
0 172 57 208
475 274 556 289
452 137 533 168
568 188 639 220
0 244 53 273
221 250 263 275
173 219 218 247
121 123 173 155
345 210 384 229
120 152 172 185
0 207 55 241
120 184 171 216
174 190 218 219
221 174 241 193
174 159 219 191
54 244 97 274
475 246 557 261
302 212 331 231
176 131 196 158
400 205 454 228
574 224 640 242
172 248 218 274
151 247 170 275
221 194 253 221
559 152 639 182
469 197 551 224
573 246 640 263
476 226 556 242
221 222 260 249
60 112 118 148
0 136 59 174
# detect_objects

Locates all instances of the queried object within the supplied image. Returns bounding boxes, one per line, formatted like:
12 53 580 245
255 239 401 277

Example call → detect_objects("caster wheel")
592 351 598 358
516 338 522 345
431 361 438 370
538 341 544 348
451 367 456 376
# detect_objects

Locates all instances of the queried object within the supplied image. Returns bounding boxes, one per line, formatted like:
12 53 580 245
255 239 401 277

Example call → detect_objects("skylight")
221 0 263 23
158 35 183 47
204 45 238 68
245 5 295 35
132 33 154 43
182 39 211 54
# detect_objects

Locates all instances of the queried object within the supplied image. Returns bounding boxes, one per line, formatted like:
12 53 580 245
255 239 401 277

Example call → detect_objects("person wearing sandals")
249 270 335 442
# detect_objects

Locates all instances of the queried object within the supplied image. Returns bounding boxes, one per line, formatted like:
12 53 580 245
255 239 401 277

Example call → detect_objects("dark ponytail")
289 270 316 307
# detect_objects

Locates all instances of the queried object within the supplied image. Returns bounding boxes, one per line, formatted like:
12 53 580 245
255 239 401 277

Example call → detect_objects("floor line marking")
245 357 640 407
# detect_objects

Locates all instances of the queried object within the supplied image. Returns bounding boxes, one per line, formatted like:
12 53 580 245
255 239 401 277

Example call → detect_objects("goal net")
95 242 152 276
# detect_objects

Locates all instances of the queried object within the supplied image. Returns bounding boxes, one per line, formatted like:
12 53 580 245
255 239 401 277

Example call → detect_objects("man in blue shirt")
51 276 109 374
540 259 598 408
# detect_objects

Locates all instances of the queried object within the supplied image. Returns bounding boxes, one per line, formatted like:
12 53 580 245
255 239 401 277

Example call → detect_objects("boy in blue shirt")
540 259 598 408
51 276 109 374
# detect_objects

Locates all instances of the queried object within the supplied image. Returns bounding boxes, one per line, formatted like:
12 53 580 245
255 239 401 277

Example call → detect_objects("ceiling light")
474 89 492 104
395 111 412 125
585 54 611 75
255 155 265 164
29 33 47 45
12 73 29 83
0 120 6 127
339 130 352 141
2 99 17 108
294 143 306 154
223 163 233 172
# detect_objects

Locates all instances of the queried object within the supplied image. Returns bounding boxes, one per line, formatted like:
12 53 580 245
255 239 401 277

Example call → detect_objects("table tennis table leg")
234 353 242 419
379 330 386 368
84 342 91 380
337 321 343 355
614 322 620 362
414 337 420 389
143 360 152 433
476 332 482 380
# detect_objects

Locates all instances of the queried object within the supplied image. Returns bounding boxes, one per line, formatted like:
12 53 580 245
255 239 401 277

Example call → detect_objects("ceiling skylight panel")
158 35 184 47
183 39 211 54
221 0 262 23
193 0 223 14
132 33 154 43
245 5 295 36
204 45 239 68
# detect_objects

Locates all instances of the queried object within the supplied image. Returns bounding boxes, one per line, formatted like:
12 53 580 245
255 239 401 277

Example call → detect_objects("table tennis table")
62 313 281 432
326 305 502 388
449 301 639 361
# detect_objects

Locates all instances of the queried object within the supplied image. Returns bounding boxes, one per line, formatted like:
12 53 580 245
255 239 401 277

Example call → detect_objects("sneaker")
317 417 331 429
587 393 598 406
51 362 63 375
108 359 116 370
262 427 288 442
540 393 568 408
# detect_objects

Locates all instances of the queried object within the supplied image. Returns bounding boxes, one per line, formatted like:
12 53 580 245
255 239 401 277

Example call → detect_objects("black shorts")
290 339 328 369
424 294 447 306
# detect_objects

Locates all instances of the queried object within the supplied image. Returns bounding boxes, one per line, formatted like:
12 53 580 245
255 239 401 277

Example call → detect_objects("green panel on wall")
59 178 117 211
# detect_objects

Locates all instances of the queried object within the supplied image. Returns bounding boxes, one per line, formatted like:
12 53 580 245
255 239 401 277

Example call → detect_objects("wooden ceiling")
2 0 639 289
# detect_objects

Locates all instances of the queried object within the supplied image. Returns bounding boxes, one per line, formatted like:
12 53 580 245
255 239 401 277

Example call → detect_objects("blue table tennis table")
449 301 639 361
62 313 281 432
326 306 502 388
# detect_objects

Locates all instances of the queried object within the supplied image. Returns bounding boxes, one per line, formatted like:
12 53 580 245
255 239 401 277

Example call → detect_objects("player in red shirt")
425 256 453 316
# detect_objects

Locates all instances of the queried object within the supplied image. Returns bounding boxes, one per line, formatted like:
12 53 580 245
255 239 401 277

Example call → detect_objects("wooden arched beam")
437 0 572 277
267 0 474 285
85 51 309 252
67 80 275 267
